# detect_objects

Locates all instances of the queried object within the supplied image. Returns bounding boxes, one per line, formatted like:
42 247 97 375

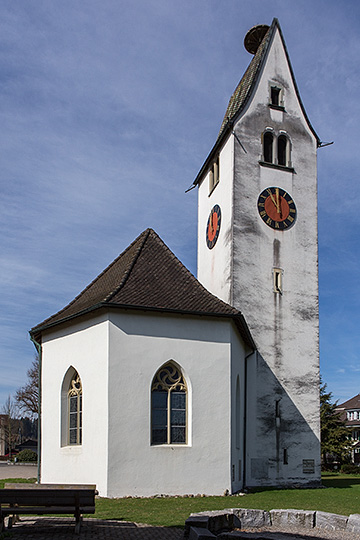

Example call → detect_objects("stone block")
207 511 234 533
270 509 315 529
184 515 210 538
315 511 348 531
188 526 216 540
233 508 270 528
347 514 360 533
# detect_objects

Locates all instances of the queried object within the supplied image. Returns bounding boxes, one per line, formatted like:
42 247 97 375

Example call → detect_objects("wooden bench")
0 483 97 533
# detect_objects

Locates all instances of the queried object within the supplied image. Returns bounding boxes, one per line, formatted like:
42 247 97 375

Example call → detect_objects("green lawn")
1 474 360 528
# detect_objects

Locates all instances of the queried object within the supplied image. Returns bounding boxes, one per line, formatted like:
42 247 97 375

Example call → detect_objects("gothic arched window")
68 371 82 445
263 131 274 163
151 362 187 445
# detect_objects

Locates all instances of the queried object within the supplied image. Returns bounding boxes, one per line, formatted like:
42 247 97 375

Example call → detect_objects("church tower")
194 19 320 487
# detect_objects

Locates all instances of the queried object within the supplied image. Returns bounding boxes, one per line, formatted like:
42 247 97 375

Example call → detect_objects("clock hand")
275 188 281 216
267 189 279 211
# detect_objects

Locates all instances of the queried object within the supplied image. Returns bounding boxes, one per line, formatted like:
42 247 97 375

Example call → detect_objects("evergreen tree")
320 380 349 464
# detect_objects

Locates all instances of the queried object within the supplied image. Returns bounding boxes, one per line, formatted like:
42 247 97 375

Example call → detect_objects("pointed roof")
30 229 254 348
192 18 320 187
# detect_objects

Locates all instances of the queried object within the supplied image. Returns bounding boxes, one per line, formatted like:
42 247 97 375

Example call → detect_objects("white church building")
30 19 321 497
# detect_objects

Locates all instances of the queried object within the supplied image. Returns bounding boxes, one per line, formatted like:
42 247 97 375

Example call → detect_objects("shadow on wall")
245 352 320 488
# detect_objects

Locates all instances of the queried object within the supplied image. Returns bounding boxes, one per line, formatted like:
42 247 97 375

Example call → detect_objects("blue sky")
0 0 359 407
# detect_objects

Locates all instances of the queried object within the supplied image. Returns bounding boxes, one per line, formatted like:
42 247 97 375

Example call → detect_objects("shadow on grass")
322 476 360 489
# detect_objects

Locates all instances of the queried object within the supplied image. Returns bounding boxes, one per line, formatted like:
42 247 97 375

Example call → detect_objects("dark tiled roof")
217 24 272 138
30 229 254 347
337 394 360 410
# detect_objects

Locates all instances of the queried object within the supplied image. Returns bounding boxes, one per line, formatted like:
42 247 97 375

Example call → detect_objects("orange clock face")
206 205 221 249
257 187 296 230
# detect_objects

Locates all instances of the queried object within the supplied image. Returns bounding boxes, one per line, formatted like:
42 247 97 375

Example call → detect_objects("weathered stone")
347 514 360 533
270 509 315 529
315 511 348 531
233 508 270 528
189 526 216 540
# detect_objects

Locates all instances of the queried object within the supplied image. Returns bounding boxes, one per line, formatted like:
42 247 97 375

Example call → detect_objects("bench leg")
74 515 83 534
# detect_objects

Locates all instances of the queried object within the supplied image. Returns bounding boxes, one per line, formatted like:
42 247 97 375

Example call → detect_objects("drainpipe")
30 335 41 484
242 350 256 490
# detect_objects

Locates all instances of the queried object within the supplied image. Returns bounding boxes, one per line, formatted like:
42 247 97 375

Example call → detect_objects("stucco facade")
197 20 320 486
40 310 249 497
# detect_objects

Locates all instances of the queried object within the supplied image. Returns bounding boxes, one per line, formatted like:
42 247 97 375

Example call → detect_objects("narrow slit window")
278 135 288 166
273 268 283 294
271 86 281 106
263 132 274 163
283 448 288 465
209 156 220 193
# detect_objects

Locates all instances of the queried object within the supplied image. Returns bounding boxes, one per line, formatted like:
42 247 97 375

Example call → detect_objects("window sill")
151 444 190 448
259 161 295 173
269 104 285 112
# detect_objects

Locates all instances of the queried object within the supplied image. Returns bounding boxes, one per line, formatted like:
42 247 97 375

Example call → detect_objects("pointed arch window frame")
151 362 188 446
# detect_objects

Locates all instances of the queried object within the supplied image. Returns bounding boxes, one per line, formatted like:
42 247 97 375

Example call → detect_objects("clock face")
206 204 221 249
257 187 296 230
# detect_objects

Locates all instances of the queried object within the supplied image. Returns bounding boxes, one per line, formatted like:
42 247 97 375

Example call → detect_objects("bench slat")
0 506 95 515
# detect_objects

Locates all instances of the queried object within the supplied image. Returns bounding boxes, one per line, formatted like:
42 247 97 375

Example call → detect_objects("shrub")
16 449 37 462
341 463 360 475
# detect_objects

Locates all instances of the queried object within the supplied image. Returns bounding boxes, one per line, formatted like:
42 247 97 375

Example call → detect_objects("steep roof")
30 229 254 348
192 18 320 188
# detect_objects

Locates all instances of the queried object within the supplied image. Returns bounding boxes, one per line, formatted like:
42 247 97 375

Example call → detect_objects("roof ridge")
104 228 151 302
147 229 240 315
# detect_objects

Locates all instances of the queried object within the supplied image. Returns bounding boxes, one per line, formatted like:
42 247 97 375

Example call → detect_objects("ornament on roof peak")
244 24 270 54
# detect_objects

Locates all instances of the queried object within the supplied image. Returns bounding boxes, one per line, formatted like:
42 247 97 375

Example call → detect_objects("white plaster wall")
40 315 109 496
197 134 234 305
229 326 248 493
230 27 320 485
196 25 320 487
107 311 234 497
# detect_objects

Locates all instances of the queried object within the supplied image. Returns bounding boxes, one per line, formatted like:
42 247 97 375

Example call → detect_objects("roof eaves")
29 302 256 349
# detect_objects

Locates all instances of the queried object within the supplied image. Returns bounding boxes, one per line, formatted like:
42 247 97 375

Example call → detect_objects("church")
30 18 321 497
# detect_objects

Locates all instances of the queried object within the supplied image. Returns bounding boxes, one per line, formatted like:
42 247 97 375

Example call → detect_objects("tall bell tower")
194 19 321 487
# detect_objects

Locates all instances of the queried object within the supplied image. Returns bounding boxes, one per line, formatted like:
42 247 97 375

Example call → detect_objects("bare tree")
15 356 39 418
1 396 19 458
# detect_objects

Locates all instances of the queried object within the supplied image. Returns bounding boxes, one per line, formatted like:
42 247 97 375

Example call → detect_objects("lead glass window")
151 363 187 445
68 372 82 445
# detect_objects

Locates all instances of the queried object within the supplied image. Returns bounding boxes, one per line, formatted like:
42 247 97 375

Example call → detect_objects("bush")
16 449 37 462
341 463 360 475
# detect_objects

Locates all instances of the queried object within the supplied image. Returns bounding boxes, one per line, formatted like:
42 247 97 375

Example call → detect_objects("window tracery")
68 371 82 445
151 362 187 445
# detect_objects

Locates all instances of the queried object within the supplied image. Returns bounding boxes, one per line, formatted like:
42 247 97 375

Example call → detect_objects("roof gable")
193 18 320 187
30 229 254 347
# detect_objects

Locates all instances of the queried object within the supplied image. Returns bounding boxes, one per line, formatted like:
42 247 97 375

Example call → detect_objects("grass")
1 474 360 528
